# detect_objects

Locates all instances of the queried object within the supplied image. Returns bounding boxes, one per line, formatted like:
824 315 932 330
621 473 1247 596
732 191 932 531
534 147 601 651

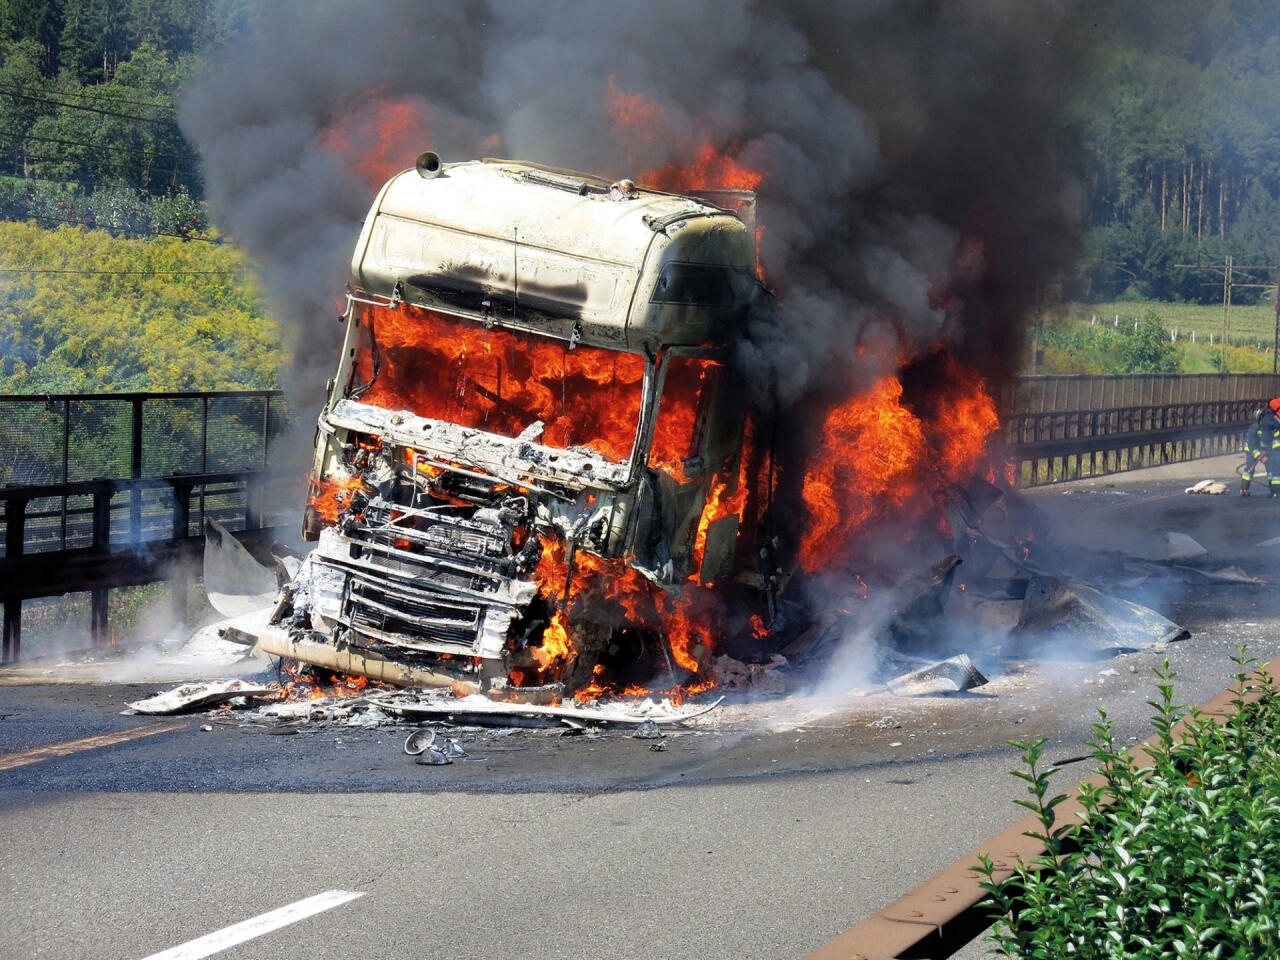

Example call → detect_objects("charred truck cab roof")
261 155 763 694
350 155 758 354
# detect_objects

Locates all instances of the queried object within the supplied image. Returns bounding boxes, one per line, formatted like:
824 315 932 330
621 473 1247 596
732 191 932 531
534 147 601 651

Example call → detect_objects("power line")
0 267 240 275
5 83 183 116
12 211 222 244
0 129 199 163
0 87 179 127
12 151 193 183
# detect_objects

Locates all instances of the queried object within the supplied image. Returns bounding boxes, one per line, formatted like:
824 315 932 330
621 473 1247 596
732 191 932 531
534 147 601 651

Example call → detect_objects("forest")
1 0 1279 387
1073 1 1280 303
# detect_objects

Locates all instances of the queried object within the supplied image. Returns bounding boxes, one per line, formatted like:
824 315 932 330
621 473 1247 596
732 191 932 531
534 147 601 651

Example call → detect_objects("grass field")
1060 300 1278 345
1034 300 1280 374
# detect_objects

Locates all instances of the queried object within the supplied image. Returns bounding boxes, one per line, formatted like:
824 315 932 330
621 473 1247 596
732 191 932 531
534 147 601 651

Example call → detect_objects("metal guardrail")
0 391 291 662
1004 398 1257 487
0 390 288 556
1002 373 1280 414
0 390 289 487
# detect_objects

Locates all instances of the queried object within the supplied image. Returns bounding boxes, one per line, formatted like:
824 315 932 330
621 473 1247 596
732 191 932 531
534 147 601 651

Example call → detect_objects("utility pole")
1223 253 1232 371
1175 256 1279 374
1273 272 1279 375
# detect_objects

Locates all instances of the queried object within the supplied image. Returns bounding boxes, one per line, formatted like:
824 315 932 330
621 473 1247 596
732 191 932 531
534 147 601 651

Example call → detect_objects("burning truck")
258 154 773 696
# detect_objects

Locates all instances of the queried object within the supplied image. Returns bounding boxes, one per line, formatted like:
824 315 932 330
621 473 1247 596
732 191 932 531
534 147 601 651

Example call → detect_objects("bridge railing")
0 391 293 661
0 390 292 557
999 375 1280 486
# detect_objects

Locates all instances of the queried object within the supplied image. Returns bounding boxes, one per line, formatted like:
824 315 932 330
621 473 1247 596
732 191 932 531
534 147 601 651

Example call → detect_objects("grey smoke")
180 0 1092 561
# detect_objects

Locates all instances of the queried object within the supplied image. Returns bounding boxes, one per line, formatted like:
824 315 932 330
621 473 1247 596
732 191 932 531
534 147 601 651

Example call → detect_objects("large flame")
605 76 764 195
797 361 999 573
356 303 647 464
640 141 764 194
342 300 750 695
798 376 924 572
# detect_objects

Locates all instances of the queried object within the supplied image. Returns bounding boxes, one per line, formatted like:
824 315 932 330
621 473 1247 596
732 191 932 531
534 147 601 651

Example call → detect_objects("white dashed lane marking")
137 889 366 960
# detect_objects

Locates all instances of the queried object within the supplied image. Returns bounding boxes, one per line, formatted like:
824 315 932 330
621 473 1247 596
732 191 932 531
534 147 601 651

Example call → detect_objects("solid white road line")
137 889 365 960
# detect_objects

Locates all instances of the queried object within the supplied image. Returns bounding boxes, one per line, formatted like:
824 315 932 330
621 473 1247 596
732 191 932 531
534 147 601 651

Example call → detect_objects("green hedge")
980 654 1280 958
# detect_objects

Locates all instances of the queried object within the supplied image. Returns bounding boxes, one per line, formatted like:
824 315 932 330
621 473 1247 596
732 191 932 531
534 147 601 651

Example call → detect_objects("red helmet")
1269 397 1280 418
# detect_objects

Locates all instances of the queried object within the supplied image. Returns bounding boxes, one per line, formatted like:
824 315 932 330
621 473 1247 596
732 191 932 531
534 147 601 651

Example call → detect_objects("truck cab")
260 155 765 693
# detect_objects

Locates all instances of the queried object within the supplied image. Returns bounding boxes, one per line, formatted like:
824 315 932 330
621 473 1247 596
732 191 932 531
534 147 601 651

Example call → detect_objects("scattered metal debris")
1163 531 1209 560
417 746 452 765
1010 576 1189 658
632 719 664 740
711 654 788 693
440 738 468 759
403 728 437 755
866 716 901 729
377 690 725 728
885 654 989 697
125 679 276 715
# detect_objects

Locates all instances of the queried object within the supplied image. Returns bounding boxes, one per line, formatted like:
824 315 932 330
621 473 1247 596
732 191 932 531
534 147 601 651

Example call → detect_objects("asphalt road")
2 453 1279 960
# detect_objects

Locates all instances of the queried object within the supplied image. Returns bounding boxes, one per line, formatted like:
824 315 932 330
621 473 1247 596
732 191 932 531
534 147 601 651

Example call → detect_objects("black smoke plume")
181 0 1094 571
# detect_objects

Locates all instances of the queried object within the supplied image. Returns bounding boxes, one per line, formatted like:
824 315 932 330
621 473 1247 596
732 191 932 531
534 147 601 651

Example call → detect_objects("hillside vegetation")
0 221 281 393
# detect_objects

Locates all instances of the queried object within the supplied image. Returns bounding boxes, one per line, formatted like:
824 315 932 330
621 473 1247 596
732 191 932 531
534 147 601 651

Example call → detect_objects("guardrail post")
171 479 194 626
130 398 143 545
245 474 262 531
3 497 26 663
91 485 111 646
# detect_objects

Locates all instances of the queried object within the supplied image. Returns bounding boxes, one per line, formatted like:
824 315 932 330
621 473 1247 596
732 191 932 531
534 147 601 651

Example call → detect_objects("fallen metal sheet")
1010 576 1189 659
125 678 277 715
379 691 724 727
1163 531 1208 560
1168 564 1261 585
203 518 278 617
885 653 989 697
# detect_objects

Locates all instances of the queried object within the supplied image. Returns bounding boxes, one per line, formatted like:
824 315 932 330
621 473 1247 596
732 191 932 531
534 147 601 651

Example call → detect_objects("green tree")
0 38 54 175
0 0 63 74
26 41 197 194
59 0 129 84
1119 310 1180 373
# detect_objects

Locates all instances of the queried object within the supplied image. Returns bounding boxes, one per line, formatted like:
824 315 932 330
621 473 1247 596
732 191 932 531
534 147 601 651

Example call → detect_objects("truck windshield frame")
347 303 649 466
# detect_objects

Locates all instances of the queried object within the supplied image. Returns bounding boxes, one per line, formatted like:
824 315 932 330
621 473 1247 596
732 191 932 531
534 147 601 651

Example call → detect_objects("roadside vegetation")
1031 300 1280 375
979 655 1280 959
0 220 281 393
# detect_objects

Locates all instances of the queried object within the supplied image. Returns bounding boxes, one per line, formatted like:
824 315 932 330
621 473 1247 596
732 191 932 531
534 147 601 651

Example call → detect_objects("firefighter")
1241 404 1280 496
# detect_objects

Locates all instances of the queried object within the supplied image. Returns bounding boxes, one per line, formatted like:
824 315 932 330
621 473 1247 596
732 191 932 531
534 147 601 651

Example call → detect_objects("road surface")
1 454 1277 960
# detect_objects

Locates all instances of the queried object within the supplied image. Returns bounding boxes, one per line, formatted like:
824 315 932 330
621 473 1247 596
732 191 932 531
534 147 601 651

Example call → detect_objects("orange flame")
797 361 1000 573
798 375 924 572
640 140 764 193
279 663 373 701
604 78 765 194
321 96 432 194
356 303 648 464
606 75 666 135
934 358 1000 477
307 473 366 525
